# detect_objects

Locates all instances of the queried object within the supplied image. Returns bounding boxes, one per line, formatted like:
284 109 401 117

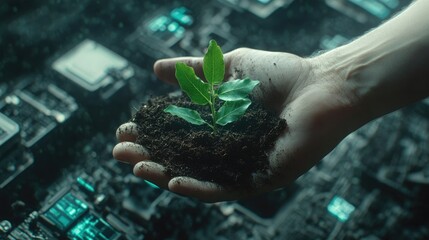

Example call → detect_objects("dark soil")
132 96 287 188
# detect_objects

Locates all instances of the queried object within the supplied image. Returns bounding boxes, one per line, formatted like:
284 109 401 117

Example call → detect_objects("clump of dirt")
132 96 287 188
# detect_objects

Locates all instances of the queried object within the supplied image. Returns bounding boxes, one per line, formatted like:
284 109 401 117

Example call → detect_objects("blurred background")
1 0 429 239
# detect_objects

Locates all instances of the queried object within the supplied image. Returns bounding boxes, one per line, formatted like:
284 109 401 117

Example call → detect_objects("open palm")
113 48 359 202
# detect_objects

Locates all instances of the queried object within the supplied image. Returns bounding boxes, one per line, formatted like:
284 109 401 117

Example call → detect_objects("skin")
113 0 429 202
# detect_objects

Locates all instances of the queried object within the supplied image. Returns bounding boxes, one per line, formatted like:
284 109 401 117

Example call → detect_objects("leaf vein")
184 69 211 104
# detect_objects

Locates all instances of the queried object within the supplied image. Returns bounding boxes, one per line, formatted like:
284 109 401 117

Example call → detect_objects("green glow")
67 214 120 240
174 27 185 38
379 0 399 9
148 16 170 32
144 180 160 189
257 0 272 4
77 177 95 193
170 7 193 26
42 193 88 231
348 0 390 19
168 22 179 32
327 196 355 222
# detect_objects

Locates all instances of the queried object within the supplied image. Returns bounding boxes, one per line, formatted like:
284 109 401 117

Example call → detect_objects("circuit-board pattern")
1 0 427 239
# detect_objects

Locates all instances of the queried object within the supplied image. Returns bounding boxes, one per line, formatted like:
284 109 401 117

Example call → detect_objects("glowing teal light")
67 214 120 240
167 22 180 32
144 180 160 189
77 177 95 193
257 0 272 4
327 196 355 222
148 16 170 32
174 26 185 38
379 0 399 9
170 7 193 26
42 193 88 231
348 0 390 19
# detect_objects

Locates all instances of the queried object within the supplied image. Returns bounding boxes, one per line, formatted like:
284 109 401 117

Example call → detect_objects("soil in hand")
132 96 287 188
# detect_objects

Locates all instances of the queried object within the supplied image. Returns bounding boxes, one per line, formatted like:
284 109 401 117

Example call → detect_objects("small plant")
164 40 259 132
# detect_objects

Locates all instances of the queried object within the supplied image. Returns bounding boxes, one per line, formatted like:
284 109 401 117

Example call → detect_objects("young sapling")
164 40 259 132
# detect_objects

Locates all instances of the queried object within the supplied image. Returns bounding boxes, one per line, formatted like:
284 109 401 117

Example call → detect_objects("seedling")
164 40 259 132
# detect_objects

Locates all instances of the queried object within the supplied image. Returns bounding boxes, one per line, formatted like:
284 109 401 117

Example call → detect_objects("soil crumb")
132 96 287 188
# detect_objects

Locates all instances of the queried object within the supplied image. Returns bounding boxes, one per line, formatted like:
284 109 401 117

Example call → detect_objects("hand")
113 48 361 202
115 0 429 202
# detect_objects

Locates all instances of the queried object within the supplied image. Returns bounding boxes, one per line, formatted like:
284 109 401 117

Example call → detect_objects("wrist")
294 53 369 136
312 1 429 126
314 44 403 129
317 36 429 124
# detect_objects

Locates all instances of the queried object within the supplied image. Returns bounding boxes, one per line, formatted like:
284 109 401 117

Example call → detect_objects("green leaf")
175 62 211 105
216 99 251 126
164 105 208 126
203 40 225 85
218 79 260 101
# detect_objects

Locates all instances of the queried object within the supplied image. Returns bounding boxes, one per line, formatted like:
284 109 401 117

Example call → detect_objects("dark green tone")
164 105 207 126
216 99 252 126
203 40 225 85
166 40 259 131
175 62 211 105
218 78 260 101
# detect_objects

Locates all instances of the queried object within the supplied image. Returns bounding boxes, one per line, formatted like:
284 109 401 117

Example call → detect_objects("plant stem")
206 122 215 131
209 85 217 133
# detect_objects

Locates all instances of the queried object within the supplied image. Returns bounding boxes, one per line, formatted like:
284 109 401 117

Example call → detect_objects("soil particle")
133 96 287 188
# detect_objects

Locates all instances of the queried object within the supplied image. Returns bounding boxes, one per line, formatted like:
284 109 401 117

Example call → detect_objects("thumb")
154 57 204 84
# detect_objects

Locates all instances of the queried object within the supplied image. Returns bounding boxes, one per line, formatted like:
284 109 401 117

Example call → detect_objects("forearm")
317 0 429 124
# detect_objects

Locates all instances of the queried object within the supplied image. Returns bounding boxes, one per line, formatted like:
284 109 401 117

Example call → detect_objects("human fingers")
133 161 170 189
154 57 204 84
153 50 238 84
168 177 246 203
112 142 150 165
116 122 138 142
